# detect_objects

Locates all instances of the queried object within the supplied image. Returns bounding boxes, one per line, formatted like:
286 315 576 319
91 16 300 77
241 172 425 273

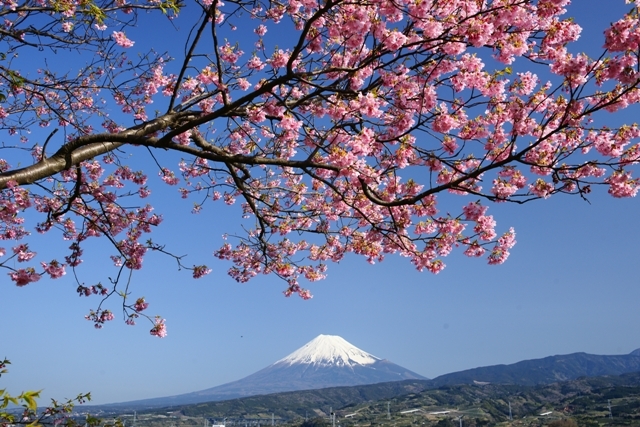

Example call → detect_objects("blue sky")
2 0 640 407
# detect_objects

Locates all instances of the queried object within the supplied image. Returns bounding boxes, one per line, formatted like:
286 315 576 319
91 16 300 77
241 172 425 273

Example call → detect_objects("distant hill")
165 380 433 420
429 349 640 387
128 372 640 427
100 345 640 411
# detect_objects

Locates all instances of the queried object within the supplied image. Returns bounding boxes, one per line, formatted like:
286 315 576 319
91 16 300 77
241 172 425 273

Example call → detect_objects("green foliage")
172 380 432 420
299 417 328 427
433 419 455 427
82 2 107 25
158 0 181 15
127 371 640 427
5 69 24 90
0 358 102 427
547 420 578 427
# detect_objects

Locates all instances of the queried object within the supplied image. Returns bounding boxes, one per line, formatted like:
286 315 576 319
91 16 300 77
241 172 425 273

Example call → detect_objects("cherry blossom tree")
2 0 640 335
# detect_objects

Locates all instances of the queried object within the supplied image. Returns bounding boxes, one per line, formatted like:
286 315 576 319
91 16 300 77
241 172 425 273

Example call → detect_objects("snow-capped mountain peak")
274 334 381 367
111 334 426 406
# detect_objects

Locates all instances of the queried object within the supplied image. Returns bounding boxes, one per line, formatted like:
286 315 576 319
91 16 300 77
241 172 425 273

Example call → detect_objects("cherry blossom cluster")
85 309 114 329
149 316 167 338
2 0 640 335
76 284 109 297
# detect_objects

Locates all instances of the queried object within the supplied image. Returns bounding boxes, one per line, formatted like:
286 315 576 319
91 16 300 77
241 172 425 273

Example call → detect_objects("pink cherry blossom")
192 265 212 278
134 297 149 312
41 260 66 279
9 268 41 286
112 31 134 48
0 0 640 336
150 317 167 338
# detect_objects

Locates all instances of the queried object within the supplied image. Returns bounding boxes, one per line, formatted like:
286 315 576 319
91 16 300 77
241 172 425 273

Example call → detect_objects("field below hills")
99 372 640 427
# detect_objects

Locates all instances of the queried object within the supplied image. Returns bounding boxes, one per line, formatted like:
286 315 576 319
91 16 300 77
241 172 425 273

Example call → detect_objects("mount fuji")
112 335 426 407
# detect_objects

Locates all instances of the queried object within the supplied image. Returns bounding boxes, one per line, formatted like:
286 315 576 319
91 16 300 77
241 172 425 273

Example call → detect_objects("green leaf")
0 411 16 423
19 390 41 411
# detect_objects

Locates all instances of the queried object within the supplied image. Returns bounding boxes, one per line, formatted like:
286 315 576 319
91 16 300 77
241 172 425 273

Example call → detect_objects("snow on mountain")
106 334 427 408
100 341 640 410
274 334 380 367
181 334 426 401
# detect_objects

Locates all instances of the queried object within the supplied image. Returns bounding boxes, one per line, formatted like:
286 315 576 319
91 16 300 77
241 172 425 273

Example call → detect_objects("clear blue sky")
2 0 640 406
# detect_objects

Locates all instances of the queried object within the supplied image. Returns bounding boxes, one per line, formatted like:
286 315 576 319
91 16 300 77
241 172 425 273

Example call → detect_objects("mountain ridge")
102 341 640 410
429 349 640 387
153 371 640 426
